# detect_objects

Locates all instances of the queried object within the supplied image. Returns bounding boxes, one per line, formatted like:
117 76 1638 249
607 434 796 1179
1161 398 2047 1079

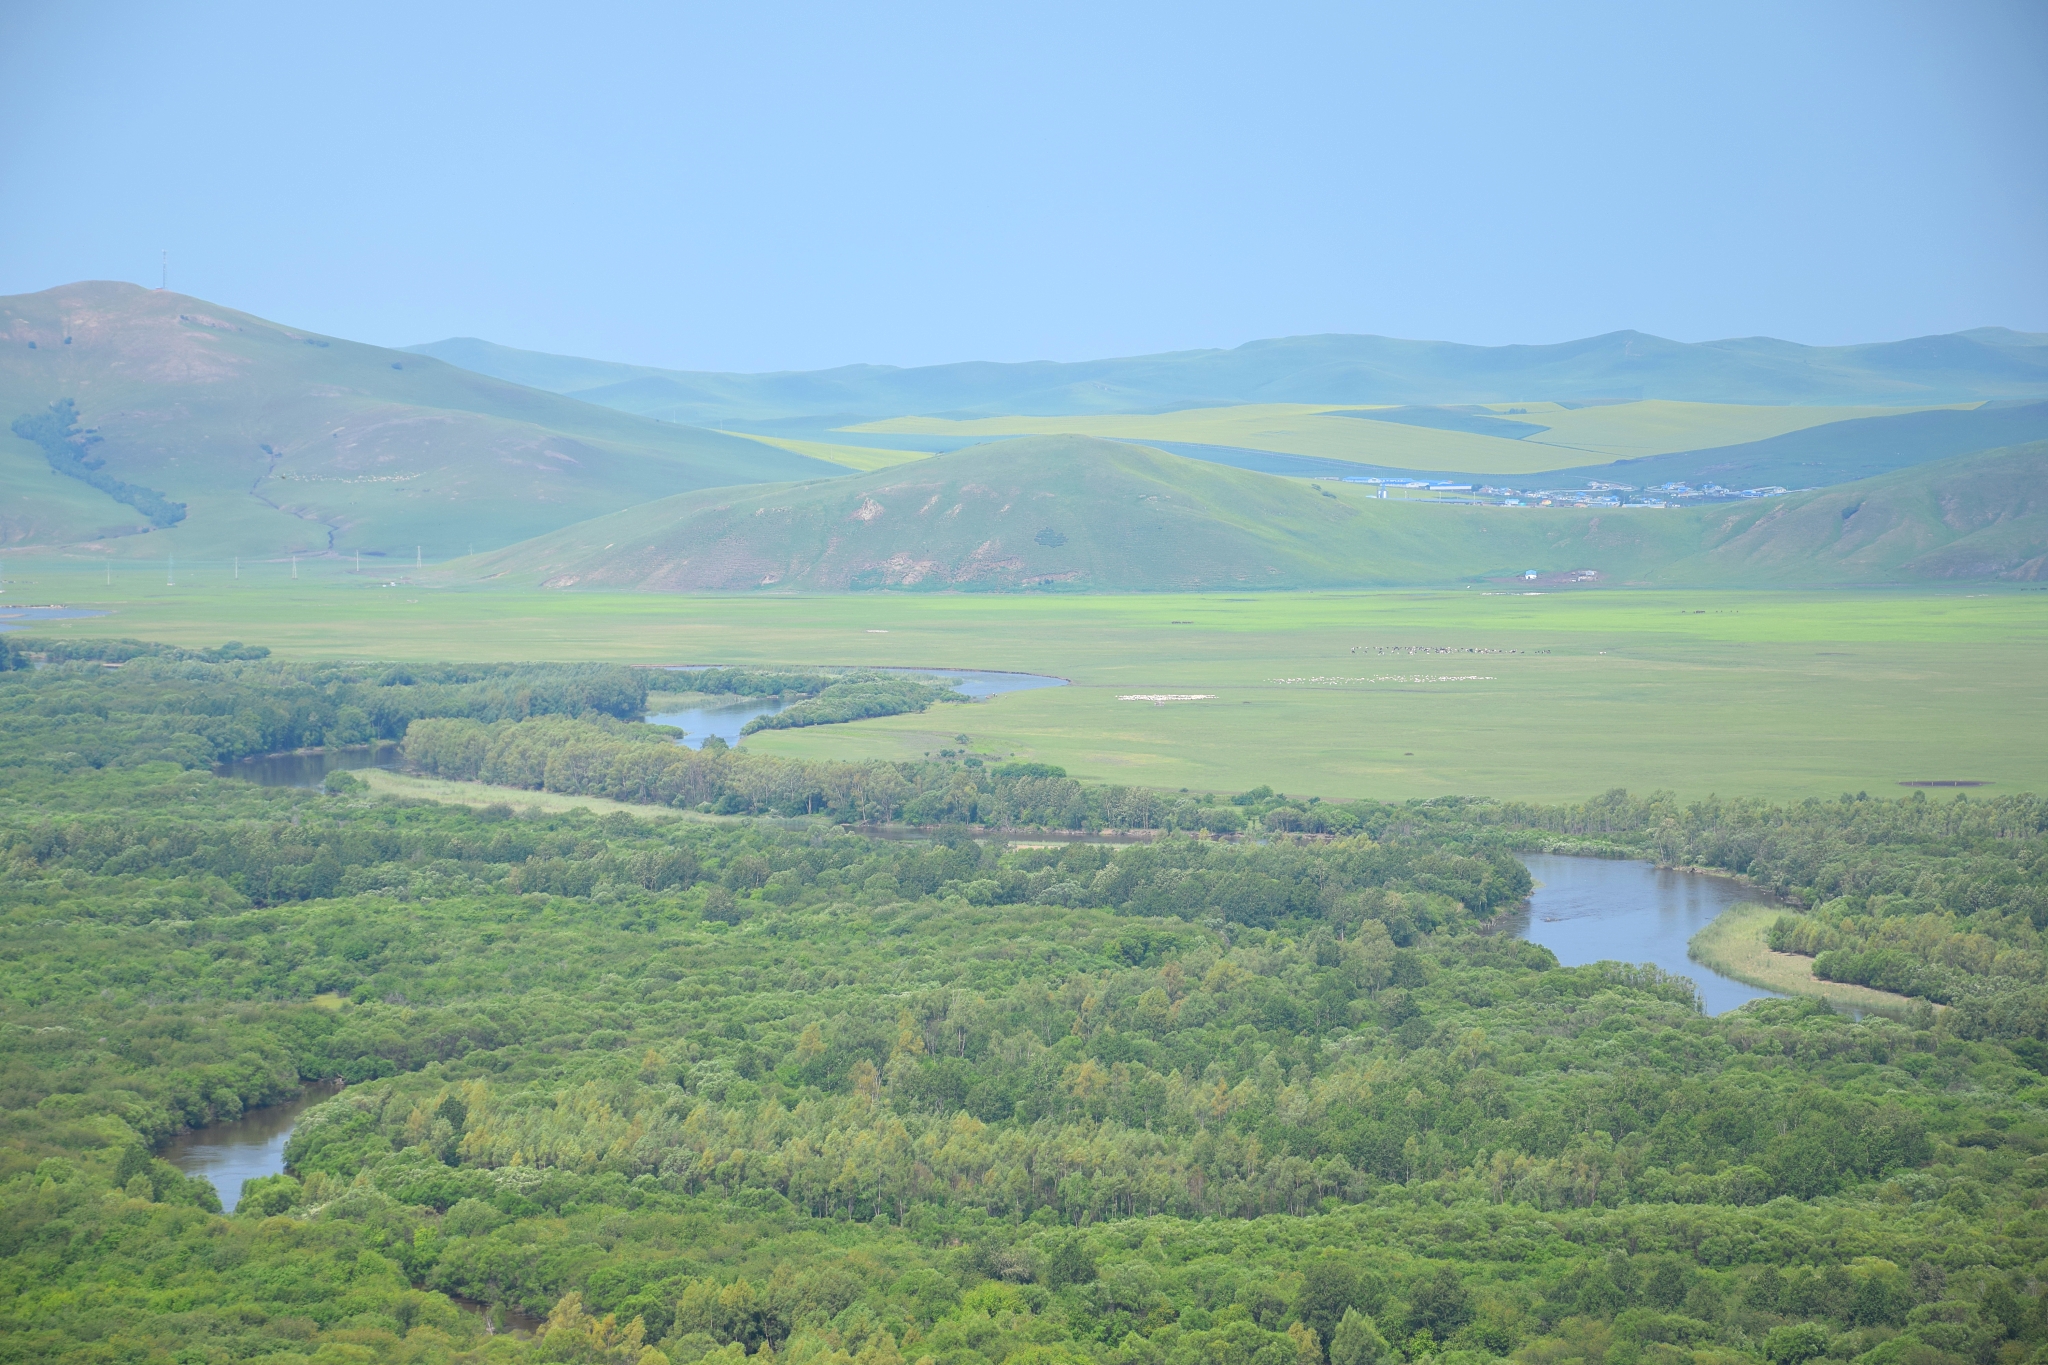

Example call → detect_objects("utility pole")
167 554 174 587
416 545 422 569
234 556 239 580
292 556 298 580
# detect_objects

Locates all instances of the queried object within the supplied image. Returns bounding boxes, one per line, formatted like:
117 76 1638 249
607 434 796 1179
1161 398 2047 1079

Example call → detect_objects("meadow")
6 563 2042 801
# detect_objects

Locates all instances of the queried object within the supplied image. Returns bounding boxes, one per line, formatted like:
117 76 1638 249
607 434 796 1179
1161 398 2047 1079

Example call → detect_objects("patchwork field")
847 400 1965 474
7 566 2042 802
733 433 935 472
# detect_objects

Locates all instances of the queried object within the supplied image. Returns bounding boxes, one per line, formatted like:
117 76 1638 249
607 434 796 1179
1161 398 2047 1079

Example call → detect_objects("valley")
8 14 2047 1365
6 573 2041 802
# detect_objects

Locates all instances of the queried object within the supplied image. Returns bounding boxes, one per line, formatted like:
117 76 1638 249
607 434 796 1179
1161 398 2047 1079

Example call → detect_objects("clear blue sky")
4 1 2043 372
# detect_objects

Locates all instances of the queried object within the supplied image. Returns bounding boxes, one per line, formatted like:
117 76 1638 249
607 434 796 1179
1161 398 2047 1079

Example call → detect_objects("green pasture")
6 562 2042 802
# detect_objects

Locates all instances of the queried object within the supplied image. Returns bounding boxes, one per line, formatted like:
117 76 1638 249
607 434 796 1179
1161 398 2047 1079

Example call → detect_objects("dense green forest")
2 653 2046 1365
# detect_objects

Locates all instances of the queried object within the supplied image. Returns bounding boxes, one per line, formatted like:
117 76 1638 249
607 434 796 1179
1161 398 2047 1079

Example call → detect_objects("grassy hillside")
1543 399 2048 490
0 283 838 560
411 326 2048 423
437 434 2048 592
448 436 1425 591
1680 438 2047 583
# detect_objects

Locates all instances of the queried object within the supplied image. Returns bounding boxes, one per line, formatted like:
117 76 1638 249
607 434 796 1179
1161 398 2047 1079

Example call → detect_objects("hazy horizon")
393 323 2048 380
5 2 2045 373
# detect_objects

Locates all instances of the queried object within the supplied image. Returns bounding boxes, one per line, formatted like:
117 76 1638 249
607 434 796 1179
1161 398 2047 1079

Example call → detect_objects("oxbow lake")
1506 854 1781 1015
644 666 1068 748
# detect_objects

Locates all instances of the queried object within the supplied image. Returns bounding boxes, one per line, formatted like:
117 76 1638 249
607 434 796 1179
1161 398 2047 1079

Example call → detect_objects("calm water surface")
1506 854 1781 1015
646 667 1066 748
0 606 110 631
211 668 1067 783
162 1083 342 1212
215 744 405 789
164 1085 543 1334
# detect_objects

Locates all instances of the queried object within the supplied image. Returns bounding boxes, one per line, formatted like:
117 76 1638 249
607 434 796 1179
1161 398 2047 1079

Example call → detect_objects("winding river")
162 1083 341 1212
162 853 1775 1215
1506 854 1780 1015
211 669 1074 785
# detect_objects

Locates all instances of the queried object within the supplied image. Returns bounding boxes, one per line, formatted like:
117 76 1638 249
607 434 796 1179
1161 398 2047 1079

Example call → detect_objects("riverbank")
356 769 705 822
356 770 1283 844
1688 902 1929 1019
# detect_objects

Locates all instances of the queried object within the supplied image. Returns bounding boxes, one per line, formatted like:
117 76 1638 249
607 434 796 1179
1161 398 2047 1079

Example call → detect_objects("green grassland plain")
7 564 2043 802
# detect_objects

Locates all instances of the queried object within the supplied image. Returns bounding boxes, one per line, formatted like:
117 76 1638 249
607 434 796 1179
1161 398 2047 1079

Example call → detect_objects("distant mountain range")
442 434 2048 591
409 327 2048 425
7 280 2043 586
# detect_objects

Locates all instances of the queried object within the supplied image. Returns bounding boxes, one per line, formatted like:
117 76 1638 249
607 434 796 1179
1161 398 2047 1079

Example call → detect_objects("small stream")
1505 854 1781 1015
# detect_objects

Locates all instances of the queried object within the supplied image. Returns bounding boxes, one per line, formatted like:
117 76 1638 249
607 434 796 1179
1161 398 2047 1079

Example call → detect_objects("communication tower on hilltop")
159 251 167 291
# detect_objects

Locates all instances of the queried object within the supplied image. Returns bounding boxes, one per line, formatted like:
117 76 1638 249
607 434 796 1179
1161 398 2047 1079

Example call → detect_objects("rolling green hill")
450 436 1391 591
411 326 2048 425
440 434 2048 592
1674 438 2047 583
0 282 839 561
1542 399 2048 491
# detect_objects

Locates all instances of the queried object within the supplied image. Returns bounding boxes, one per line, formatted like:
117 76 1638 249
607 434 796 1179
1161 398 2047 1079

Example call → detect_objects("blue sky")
3 1 2043 371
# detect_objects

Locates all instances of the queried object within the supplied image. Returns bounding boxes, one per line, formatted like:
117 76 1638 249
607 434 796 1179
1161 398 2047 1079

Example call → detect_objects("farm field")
732 432 936 472
7 564 2042 802
848 399 1962 473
